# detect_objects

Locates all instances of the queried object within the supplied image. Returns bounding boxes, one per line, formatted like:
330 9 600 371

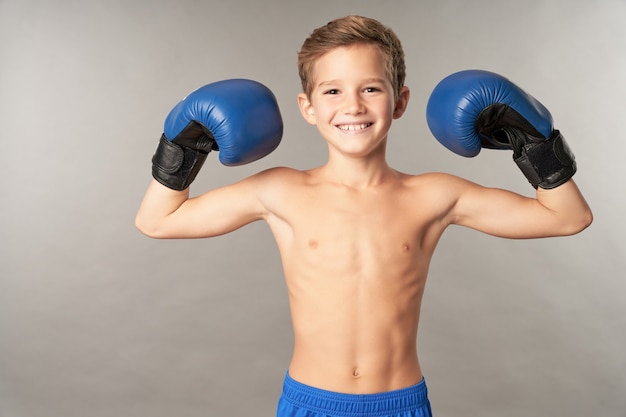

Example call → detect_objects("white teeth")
337 123 371 131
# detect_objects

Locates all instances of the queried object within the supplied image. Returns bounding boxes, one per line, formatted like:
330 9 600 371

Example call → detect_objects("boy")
136 15 592 417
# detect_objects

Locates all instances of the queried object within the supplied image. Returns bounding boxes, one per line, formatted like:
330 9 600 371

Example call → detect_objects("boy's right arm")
135 79 283 239
136 176 269 239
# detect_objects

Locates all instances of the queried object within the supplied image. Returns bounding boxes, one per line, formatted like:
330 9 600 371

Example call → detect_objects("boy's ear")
393 86 410 119
298 93 317 125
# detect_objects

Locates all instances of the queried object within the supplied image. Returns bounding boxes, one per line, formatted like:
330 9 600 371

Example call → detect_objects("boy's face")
298 43 409 158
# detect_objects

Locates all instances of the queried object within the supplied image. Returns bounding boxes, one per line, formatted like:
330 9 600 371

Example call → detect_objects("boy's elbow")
565 207 593 236
578 207 594 232
135 215 164 239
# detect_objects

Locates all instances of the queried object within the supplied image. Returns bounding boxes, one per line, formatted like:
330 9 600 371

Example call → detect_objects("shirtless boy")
136 15 592 417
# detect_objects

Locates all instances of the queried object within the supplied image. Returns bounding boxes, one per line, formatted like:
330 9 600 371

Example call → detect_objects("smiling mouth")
336 123 373 131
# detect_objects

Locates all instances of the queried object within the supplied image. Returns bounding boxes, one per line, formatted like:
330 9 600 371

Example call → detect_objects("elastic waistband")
280 373 429 416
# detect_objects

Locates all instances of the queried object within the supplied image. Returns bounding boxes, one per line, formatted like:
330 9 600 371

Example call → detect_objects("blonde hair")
297 15 406 99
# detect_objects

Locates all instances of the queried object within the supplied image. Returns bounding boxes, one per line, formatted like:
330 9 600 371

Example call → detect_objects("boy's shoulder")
254 166 309 182
248 166 312 194
399 171 479 208
401 171 470 188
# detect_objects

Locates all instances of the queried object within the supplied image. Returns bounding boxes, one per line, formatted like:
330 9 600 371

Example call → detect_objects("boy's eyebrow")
317 78 387 88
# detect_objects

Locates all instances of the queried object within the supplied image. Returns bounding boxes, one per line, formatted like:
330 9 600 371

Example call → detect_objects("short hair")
297 15 406 99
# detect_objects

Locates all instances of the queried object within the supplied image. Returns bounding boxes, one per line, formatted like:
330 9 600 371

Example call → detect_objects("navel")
352 368 361 378
402 243 410 252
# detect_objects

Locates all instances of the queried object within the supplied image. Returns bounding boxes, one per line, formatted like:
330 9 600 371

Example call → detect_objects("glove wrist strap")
513 130 577 189
151 134 209 191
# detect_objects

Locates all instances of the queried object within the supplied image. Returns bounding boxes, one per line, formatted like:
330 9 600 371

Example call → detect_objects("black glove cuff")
514 130 577 189
151 134 209 191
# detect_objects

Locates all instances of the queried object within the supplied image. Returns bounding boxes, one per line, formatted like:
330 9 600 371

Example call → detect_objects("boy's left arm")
426 70 592 238
450 178 591 239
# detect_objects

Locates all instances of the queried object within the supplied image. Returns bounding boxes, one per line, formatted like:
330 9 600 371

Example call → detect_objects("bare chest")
267 187 442 277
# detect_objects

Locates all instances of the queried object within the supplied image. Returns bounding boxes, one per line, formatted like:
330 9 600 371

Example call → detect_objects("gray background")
1 0 624 416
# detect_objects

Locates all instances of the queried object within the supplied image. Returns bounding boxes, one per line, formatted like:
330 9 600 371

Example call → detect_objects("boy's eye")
324 89 339 95
365 87 380 93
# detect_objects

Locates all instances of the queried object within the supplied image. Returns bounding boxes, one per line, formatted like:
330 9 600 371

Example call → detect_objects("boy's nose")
342 93 365 115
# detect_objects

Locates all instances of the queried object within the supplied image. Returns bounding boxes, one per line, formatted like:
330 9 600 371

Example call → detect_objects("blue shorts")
276 372 433 417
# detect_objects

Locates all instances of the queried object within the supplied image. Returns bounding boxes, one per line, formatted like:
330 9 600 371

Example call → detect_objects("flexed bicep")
452 179 591 239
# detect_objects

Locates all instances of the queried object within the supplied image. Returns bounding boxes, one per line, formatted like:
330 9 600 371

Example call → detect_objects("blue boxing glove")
426 70 576 189
151 79 283 190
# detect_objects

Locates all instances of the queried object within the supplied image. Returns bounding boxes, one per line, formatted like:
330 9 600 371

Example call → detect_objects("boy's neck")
319 153 396 189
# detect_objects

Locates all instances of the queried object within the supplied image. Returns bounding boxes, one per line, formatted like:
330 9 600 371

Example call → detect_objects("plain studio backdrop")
1 0 624 416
